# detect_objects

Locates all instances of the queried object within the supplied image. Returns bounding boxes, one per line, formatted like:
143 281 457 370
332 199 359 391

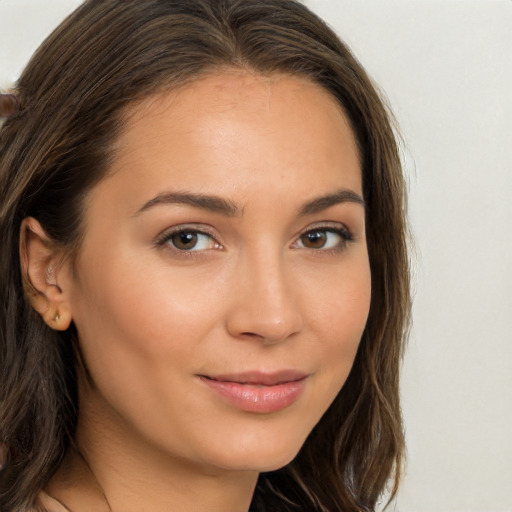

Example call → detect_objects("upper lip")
201 370 308 386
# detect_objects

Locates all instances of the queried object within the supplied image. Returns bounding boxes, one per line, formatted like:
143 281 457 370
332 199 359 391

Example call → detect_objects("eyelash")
155 223 354 256
154 225 221 256
292 224 354 253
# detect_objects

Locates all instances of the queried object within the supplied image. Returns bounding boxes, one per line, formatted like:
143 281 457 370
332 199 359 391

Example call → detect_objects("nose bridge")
226 243 303 343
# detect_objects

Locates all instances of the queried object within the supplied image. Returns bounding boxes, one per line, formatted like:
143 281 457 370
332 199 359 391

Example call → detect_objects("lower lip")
199 376 307 413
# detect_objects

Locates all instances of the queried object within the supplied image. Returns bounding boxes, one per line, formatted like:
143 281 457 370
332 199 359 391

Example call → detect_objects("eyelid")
154 224 223 252
291 222 354 250
297 221 354 238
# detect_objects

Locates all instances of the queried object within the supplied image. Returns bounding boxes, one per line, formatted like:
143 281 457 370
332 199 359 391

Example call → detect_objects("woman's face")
64 70 371 474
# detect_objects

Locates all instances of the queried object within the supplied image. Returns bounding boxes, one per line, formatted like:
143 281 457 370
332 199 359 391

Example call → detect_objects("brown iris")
300 230 328 249
171 231 198 250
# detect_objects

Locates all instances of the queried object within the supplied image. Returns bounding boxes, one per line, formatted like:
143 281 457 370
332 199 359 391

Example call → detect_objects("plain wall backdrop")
1 1 511 511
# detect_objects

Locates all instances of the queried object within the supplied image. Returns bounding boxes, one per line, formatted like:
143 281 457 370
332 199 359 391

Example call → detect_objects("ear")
20 217 73 331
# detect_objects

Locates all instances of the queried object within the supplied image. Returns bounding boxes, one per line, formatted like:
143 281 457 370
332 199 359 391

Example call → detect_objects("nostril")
240 331 262 338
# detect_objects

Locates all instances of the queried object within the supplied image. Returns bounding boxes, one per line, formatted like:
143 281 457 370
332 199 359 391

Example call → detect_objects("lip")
199 370 308 413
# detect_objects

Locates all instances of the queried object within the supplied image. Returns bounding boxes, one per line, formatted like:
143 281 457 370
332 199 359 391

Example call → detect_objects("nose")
225 249 304 344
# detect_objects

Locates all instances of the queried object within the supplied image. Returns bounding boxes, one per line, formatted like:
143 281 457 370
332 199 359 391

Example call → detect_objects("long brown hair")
0 1 410 510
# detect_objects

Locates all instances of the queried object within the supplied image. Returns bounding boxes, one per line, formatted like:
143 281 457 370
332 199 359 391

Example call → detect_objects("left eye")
295 228 350 250
163 230 218 251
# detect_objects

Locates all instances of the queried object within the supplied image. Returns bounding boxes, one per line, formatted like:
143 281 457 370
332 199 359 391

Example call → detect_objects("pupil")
173 231 197 250
304 231 326 248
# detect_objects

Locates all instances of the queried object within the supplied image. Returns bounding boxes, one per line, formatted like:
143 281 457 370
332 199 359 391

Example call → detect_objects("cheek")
69 261 221 437
72 247 221 351
305 250 371 328
305 257 371 385
69 252 236 437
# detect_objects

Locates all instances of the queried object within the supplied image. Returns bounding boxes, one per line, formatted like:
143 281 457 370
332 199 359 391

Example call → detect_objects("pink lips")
199 370 308 413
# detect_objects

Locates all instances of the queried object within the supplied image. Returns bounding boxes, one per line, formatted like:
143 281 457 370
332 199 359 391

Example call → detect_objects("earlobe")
20 217 73 331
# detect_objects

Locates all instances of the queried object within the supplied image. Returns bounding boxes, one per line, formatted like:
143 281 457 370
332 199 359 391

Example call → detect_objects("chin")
200 432 307 474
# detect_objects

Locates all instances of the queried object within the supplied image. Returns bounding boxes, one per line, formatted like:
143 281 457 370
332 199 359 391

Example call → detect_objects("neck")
46 380 258 512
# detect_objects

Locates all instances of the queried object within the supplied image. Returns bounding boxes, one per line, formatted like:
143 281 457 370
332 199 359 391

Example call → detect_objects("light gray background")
1 1 511 511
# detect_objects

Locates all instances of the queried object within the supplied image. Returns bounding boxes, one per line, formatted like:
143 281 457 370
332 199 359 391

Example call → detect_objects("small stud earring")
53 313 62 322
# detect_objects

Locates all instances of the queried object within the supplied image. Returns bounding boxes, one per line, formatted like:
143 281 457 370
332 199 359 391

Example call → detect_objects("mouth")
201 370 308 386
198 370 308 413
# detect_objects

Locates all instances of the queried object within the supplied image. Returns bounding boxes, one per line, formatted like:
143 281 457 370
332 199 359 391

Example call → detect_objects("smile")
199 371 308 413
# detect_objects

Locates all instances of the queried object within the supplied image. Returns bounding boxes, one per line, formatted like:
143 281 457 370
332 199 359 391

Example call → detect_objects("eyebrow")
298 189 365 215
134 188 365 217
135 192 240 217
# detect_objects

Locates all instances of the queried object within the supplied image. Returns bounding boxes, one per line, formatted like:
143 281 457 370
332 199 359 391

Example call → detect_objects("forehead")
90 70 363 219
117 69 359 167
127 69 346 121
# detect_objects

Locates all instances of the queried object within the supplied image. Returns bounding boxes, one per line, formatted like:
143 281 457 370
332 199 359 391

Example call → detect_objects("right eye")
157 228 221 252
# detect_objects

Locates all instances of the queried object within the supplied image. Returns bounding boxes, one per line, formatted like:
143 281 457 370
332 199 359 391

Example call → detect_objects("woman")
0 1 410 511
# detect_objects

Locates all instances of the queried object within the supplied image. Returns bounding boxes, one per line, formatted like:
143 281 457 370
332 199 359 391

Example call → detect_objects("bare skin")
24 70 371 512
